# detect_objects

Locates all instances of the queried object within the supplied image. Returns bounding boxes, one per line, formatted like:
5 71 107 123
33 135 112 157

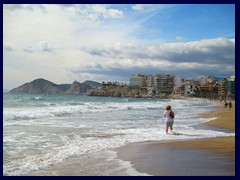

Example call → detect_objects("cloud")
132 4 160 11
56 4 124 22
75 38 235 79
91 5 124 19
3 4 34 11
132 4 146 11
3 4 46 12
4 45 14 51
132 4 175 12
176 36 184 41
23 45 33 53
83 38 234 64
39 41 55 53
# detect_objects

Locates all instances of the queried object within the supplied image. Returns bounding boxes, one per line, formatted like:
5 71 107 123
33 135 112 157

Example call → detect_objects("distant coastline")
8 78 101 95
7 77 234 102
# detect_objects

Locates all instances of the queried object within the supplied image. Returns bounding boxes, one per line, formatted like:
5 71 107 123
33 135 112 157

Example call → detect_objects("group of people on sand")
224 100 232 109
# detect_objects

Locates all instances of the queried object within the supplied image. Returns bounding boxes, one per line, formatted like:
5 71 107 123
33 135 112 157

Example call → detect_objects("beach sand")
203 101 235 130
117 100 235 176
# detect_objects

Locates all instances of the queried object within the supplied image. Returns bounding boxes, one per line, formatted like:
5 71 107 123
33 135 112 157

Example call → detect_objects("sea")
3 93 235 176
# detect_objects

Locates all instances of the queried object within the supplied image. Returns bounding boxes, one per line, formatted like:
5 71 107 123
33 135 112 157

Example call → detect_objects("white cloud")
132 4 145 11
132 4 175 12
106 8 124 18
39 41 55 53
3 4 46 12
4 44 14 51
176 36 184 40
91 5 124 19
132 4 158 11
23 45 33 53
4 4 35 11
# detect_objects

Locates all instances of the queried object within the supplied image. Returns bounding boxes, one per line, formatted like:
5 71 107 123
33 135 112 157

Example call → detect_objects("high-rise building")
130 72 147 87
147 75 154 87
227 76 235 96
218 79 227 98
154 74 175 93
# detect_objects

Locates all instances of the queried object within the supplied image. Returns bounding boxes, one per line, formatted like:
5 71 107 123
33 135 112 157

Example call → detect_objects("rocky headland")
88 84 182 99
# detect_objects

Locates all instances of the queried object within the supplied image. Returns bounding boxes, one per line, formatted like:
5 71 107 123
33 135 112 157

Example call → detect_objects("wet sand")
117 100 235 176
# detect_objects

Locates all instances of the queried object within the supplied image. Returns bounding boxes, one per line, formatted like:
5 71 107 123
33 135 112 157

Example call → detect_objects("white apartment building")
147 75 154 87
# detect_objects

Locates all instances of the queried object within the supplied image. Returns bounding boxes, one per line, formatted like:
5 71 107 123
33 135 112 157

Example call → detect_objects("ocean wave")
3 102 162 121
3 99 218 122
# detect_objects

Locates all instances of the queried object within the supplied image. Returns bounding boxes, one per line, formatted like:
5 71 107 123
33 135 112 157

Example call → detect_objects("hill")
9 78 101 94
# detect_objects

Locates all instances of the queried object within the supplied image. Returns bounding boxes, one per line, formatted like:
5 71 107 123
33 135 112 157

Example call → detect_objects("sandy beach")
117 100 235 176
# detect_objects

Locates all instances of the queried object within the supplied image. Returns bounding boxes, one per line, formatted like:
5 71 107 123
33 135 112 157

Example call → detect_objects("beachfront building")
227 76 235 100
208 76 218 84
147 75 155 95
180 81 186 96
141 75 148 88
154 74 175 94
218 79 228 99
184 80 201 97
185 80 193 96
130 73 147 88
227 76 235 94
130 74 141 87
217 76 235 100
200 82 219 99
194 75 208 85
173 76 182 94
200 82 211 98
147 75 154 87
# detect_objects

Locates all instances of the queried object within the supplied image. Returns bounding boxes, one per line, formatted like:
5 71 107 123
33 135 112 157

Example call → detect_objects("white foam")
4 99 217 122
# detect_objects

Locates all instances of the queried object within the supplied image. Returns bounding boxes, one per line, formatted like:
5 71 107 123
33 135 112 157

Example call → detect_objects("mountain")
9 78 101 94
65 81 91 94
9 78 65 94
82 80 102 89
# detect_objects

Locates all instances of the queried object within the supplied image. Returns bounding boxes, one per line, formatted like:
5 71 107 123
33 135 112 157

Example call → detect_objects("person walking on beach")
229 101 232 110
224 102 228 108
163 105 174 134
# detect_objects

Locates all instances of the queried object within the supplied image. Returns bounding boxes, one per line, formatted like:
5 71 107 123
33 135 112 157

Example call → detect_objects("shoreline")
117 100 235 176
23 98 235 176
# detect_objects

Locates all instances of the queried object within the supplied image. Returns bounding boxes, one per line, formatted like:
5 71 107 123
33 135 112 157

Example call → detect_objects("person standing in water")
163 105 174 134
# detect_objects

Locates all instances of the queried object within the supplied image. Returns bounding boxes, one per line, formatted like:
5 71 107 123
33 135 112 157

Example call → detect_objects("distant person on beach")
229 101 232 109
224 102 228 108
163 105 174 134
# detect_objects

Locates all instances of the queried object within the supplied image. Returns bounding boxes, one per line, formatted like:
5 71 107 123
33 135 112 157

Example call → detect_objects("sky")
3 4 235 90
